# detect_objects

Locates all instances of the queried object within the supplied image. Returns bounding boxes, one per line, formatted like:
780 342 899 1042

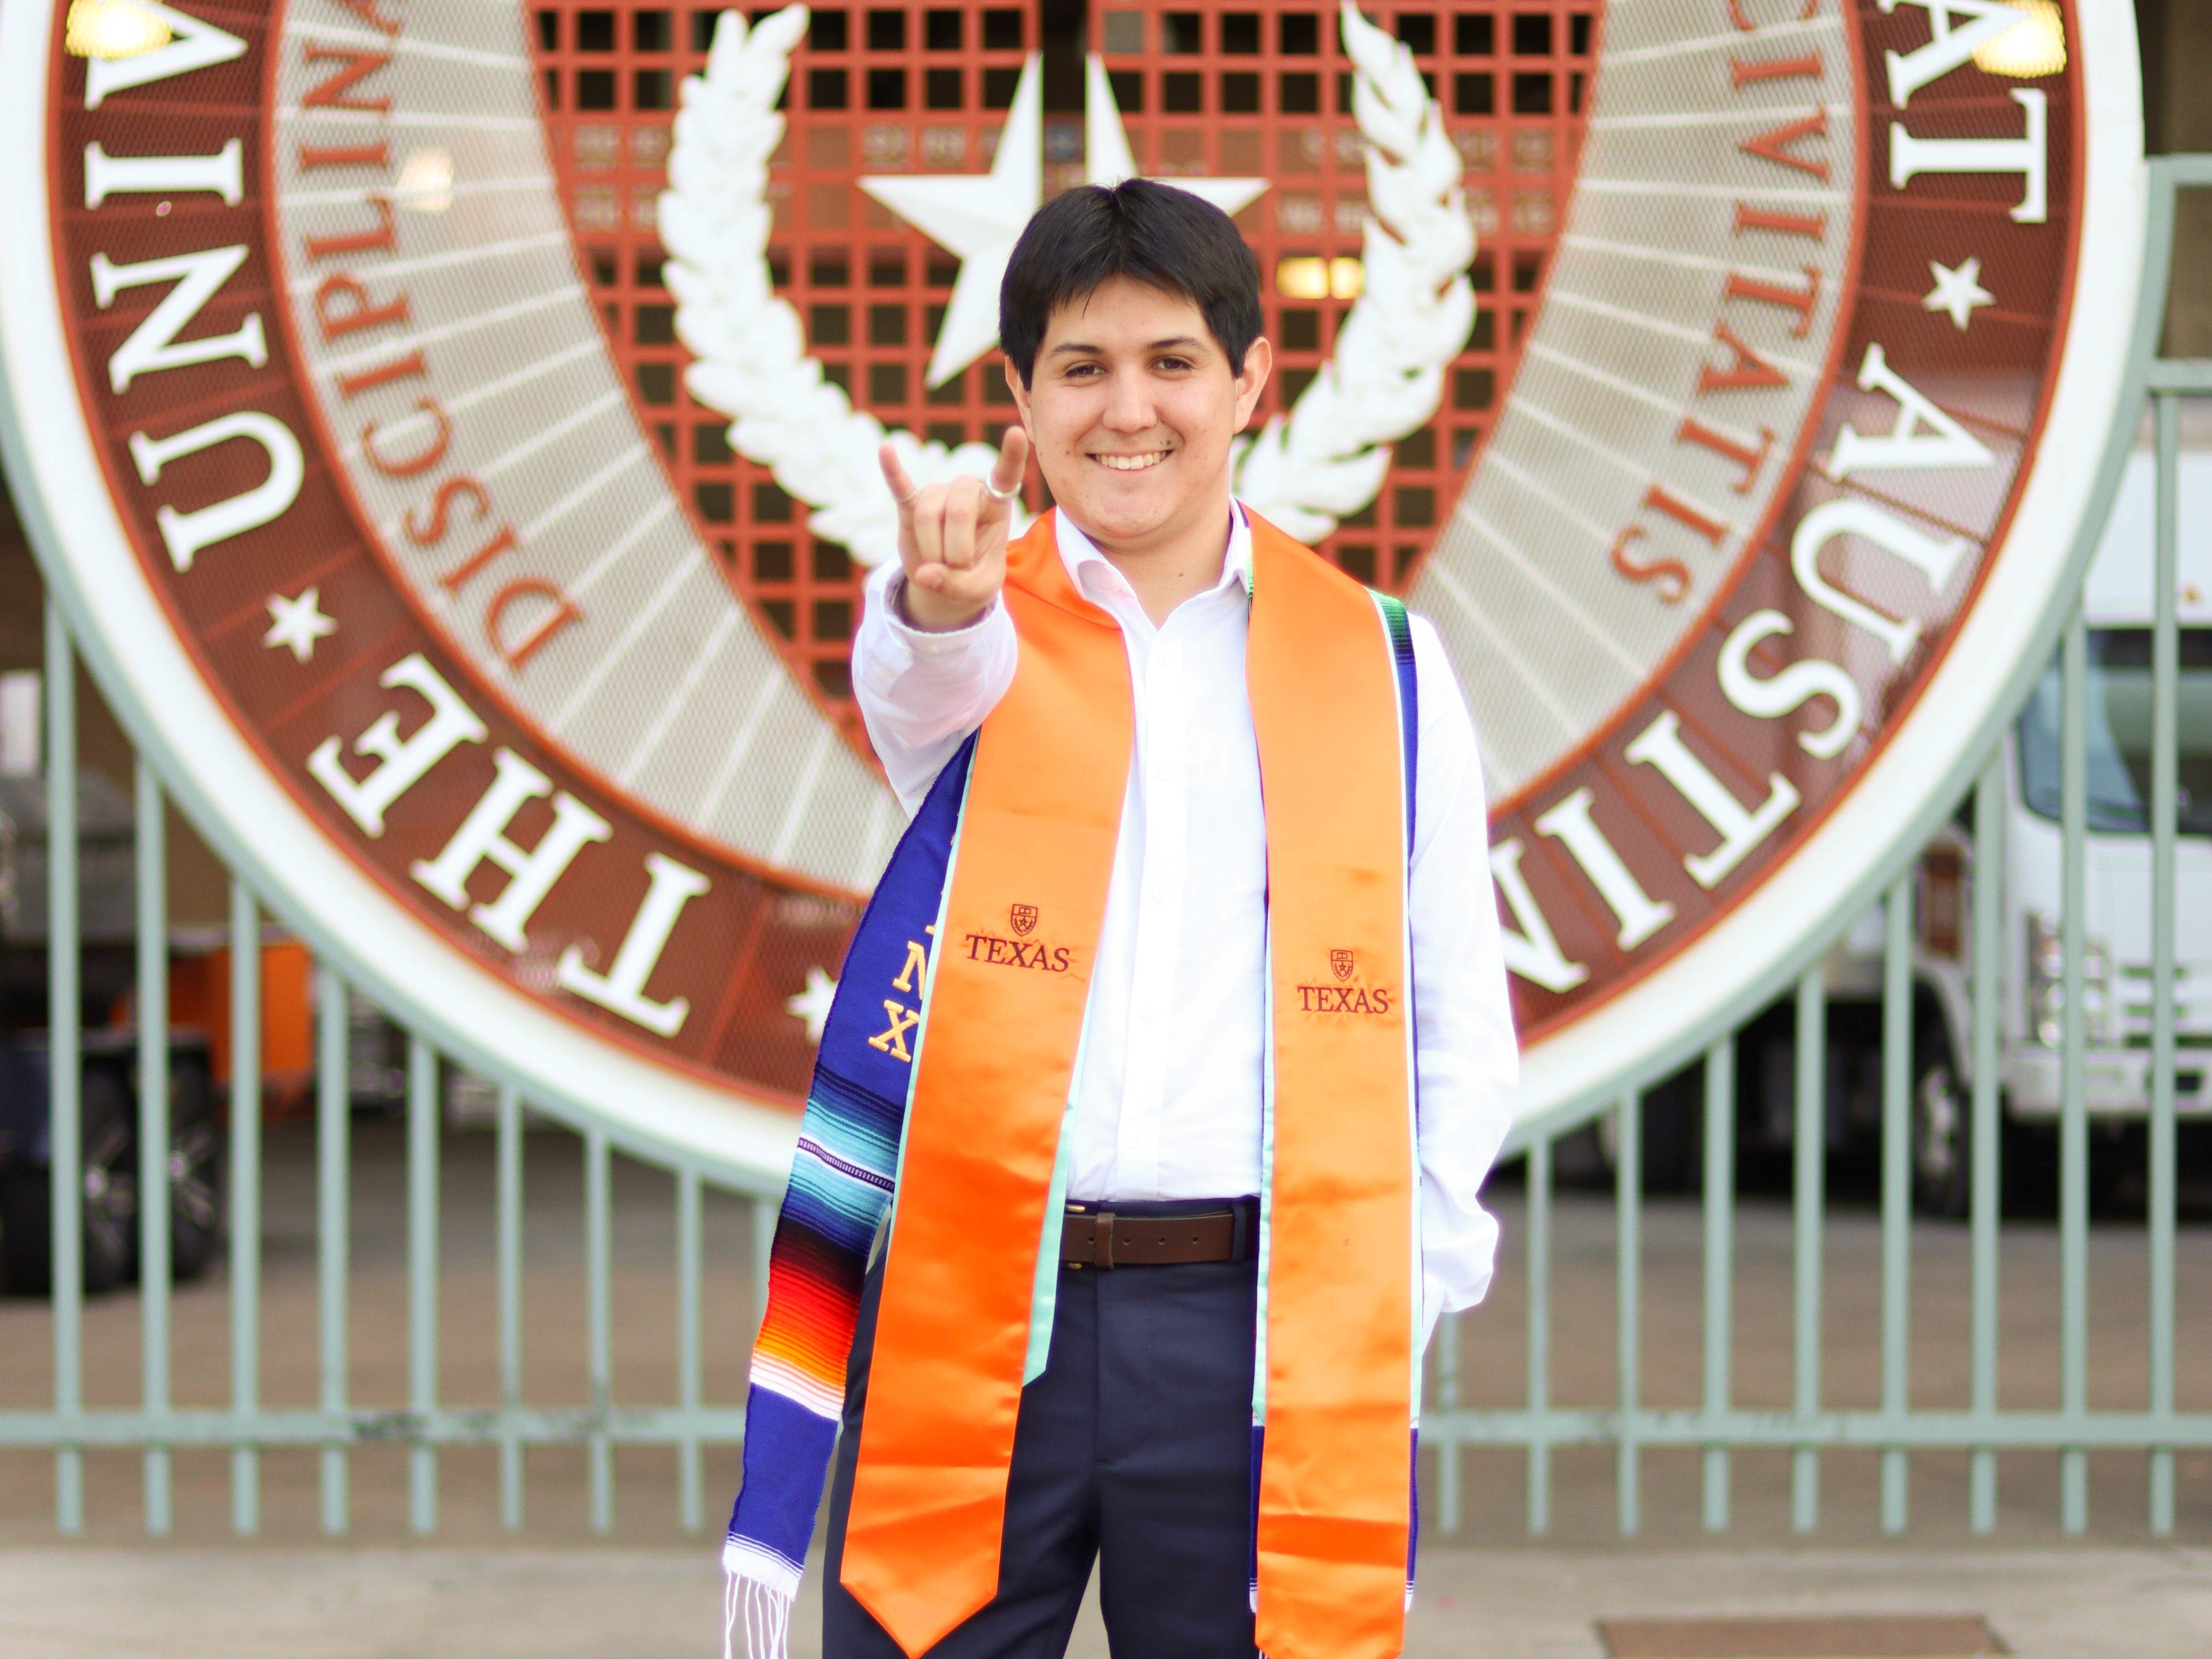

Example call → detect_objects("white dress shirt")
852 504 1519 1340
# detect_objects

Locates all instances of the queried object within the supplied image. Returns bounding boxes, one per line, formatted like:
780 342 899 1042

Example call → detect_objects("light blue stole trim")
1251 947 1276 1427
1021 1008 1087 1385
1375 591 1428 1412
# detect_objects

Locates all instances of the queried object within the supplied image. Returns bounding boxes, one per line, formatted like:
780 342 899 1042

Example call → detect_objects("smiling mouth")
1091 451 1169 473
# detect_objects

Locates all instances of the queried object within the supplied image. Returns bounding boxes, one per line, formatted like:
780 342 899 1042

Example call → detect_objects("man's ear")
1004 357 1032 432
1232 337 1273 433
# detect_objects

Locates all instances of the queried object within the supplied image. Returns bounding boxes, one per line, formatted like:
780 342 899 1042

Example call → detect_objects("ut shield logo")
1010 904 1039 938
1330 949 1356 983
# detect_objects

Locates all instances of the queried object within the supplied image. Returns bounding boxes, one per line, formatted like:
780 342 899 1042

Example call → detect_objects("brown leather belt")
1059 1200 1257 1270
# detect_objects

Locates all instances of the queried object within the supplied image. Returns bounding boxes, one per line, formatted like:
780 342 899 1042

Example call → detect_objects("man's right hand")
879 426 1030 633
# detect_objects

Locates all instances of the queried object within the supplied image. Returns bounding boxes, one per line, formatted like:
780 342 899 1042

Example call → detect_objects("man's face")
1008 276 1270 555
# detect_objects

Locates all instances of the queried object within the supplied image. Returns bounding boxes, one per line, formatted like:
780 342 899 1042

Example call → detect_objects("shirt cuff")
882 571 1001 652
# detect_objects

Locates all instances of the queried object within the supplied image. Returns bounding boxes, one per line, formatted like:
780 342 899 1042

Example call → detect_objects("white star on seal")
860 54 1269 388
786 965 837 1044
1923 257 1994 331
263 586 337 662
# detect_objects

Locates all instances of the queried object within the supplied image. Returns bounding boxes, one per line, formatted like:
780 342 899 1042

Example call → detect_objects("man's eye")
1153 356 1192 373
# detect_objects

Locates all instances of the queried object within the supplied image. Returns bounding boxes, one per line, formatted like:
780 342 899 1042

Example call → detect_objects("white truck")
1819 443 2212 1213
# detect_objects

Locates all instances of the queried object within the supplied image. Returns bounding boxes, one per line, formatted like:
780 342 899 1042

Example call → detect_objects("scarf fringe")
723 1569 795 1659
722 1538 801 1659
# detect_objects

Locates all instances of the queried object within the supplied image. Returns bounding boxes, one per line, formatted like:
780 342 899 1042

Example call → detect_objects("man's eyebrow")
1044 334 1209 359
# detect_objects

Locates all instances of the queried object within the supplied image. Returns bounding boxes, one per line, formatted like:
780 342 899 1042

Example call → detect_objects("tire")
80 1071 137 1291
165 1052 222 1282
0 1069 136 1296
1911 1053 1973 1218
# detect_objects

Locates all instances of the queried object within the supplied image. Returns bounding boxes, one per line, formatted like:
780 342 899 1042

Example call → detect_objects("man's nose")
1101 370 1155 431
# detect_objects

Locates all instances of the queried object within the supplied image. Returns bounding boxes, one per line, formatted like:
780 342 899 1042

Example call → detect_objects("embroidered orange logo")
1330 948 1356 982
1010 903 1038 937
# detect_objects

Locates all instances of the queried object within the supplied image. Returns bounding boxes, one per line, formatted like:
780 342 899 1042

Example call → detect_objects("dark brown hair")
998 179 1263 385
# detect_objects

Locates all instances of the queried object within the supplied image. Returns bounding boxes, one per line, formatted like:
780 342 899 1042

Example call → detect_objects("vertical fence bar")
134 757 171 1536
1526 1132 1552 1535
1791 961 1824 1532
407 1035 439 1533
678 1163 704 1532
1435 1289 1462 1533
2146 390 2180 1535
1880 873 1912 1533
44 600 83 1536
586 1125 614 1533
228 880 261 1535
1615 1091 1641 1536
1702 1039 1734 1533
1969 757 2004 1533
317 963 350 1534
496 1084 525 1530
2058 605 2089 1533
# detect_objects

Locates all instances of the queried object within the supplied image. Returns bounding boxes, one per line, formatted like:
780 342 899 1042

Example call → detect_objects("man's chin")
1063 499 1172 547
1055 481 1205 548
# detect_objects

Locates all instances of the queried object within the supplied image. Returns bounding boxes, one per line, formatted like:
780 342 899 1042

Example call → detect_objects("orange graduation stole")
838 511 1419 1659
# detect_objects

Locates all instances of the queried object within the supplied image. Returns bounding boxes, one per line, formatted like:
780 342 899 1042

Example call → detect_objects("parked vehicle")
1811 447 2209 1211
0 1029 217 1294
0 769 223 1293
0 760 496 1293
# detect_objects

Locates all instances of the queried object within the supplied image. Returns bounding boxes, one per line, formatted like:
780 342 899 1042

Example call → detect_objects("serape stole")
725 511 1423 1659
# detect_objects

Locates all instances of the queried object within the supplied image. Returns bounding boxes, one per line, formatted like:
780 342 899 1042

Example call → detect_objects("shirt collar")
1054 499 1253 607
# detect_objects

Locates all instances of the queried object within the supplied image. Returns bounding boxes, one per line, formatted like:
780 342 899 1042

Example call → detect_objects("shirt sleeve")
1405 613 1521 1352
851 558 1021 815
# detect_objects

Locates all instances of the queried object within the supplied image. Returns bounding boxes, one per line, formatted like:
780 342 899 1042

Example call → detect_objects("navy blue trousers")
822 1243 1261 1659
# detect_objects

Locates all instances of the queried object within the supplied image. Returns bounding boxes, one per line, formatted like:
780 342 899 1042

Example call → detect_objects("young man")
723 180 1516 1659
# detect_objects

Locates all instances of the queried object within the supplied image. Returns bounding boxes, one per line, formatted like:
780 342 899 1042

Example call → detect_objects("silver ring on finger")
983 480 1020 504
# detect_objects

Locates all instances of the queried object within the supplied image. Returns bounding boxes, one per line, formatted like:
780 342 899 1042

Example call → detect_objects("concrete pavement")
0 1543 2204 1658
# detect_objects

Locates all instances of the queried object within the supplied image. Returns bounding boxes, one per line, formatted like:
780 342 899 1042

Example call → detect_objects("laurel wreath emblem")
660 3 1475 564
